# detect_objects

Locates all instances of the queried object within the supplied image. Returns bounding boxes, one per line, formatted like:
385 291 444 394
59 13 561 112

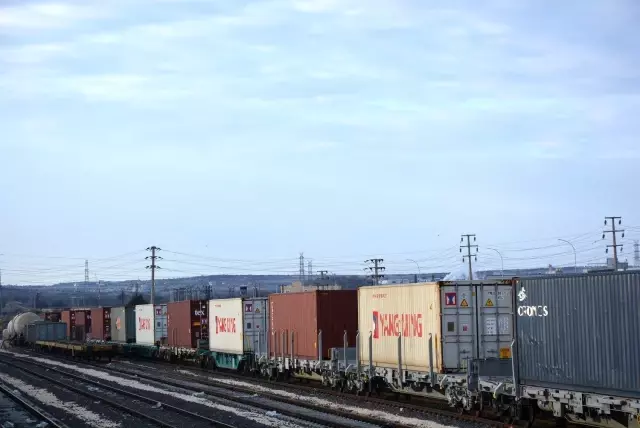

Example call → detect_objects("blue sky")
1 0 640 284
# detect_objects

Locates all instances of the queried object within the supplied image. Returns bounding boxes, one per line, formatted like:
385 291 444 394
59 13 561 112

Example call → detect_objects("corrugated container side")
515 272 640 398
154 304 168 343
269 290 358 360
71 324 86 342
358 283 441 372
317 290 359 354
439 280 514 371
208 297 269 354
61 310 72 338
135 304 155 345
209 298 243 353
110 306 135 342
90 308 111 341
167 300 209 348
29 322 67 342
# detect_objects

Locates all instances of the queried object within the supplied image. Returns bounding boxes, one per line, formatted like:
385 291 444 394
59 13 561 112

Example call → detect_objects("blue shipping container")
25 321 67 343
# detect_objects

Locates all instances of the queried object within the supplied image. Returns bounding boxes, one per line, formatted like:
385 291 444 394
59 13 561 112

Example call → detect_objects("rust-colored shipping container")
167 300 209 349
90 307 112 341
72 310 91 342
61 310 72 338
268 290 358 360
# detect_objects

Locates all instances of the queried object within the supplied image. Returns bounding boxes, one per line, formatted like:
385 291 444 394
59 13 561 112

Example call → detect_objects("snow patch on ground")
0 372 121 428
0 350 302 428
177 369 453 428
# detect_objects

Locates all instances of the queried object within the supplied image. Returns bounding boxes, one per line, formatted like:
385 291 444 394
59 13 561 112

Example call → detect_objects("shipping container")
358 280 515 373
25 322 68 343
61 310 72 338
90 308 111 341
154 304 168 344
71 324 86 342
208 297 269 354
110 306 135 343
135 304 155 345
167 300 209 349
514 272 640 399
268 290 358 360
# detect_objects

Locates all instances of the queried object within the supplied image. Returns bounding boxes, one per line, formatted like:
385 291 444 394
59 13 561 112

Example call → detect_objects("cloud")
0 2 108 30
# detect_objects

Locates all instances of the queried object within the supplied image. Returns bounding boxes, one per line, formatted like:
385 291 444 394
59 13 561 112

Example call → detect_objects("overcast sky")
1 0 640 285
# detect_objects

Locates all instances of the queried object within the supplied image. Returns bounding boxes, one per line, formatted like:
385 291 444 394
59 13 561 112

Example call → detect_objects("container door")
242 298 268 355
440 284 474 371
477 283 513 360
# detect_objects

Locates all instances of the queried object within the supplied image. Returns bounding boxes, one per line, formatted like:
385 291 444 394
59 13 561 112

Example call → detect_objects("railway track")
111 356 515 425
0 377 69 428
1 350 393 428
0 353 252 428
14 347 513 428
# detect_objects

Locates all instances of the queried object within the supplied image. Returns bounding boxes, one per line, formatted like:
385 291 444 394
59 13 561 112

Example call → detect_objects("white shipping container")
135 304 155 345
358 280 514 373
154 304 168 343
208 297 268 355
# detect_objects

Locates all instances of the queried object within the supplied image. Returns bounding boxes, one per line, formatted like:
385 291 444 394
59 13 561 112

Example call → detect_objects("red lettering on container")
372 312 423 338
138 318 152 331
214 316 236 334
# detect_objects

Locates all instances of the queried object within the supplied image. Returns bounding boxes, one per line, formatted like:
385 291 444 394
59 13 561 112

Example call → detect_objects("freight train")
8 272 640 428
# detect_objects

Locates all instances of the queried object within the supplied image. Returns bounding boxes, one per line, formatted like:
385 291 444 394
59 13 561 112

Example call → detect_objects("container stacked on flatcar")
154 304 168 344
167 300 208 349
72 309 92 342
90 307 111 341
135 304 156 345
268 290 358 361
207 296 269 370
512 272 640 426
110 306 135 343
357 279 515 399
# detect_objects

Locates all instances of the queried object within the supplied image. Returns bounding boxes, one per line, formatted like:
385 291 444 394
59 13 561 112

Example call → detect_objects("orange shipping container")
358 280 515 373
268 290 358 360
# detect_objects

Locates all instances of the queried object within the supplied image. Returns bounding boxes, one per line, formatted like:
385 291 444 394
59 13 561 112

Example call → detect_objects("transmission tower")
365 259 385 285
634 240 640 267
603 217 624 270
84 259 89 285
145 246 162 305
307 260 313 282
299 252 305 285
460 234 478 280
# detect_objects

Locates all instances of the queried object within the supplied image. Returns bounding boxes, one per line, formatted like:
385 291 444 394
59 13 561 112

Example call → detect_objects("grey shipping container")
514 272 640 398
26 322 68 343
110 306 135 343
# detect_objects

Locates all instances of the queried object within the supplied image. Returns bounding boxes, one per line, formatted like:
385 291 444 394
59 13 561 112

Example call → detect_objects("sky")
1 0 640 285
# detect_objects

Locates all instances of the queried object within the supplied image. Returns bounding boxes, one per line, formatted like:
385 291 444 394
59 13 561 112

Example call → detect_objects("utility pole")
145 246 162 305
307 260 313 282
365 259 385 285
633 240 639 267
460 234 478 280
603 217 624 270
120 288 125 306
299 252 305 285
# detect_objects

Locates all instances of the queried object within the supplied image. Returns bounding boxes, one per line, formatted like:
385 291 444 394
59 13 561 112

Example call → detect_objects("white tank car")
2 329 8 340
7 319 15 337
12 313 40 337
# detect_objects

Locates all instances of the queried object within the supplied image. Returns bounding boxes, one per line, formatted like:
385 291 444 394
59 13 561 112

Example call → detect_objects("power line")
460 234 478 280
364 258 385 285
603 217 624 270
145 246 162 305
